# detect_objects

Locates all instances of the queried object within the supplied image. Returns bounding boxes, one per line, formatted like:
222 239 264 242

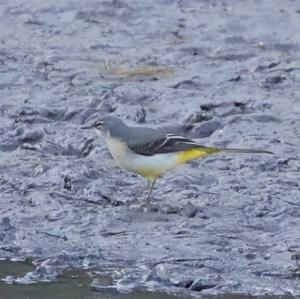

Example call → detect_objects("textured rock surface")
0 0 300 296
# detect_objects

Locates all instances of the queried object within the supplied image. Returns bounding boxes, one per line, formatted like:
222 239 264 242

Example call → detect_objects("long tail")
216 147 273 155
176 146 273 165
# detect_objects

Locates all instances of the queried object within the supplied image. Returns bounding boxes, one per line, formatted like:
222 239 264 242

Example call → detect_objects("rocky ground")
0 0 300 297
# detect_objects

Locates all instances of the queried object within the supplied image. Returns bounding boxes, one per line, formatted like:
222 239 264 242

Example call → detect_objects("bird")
82 116 273 202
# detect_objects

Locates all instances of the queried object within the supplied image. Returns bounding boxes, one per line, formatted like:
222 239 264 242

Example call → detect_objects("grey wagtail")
82 116 273 200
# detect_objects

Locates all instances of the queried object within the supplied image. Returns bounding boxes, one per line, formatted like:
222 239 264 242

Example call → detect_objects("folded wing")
128 133 273 156
128 134 218 156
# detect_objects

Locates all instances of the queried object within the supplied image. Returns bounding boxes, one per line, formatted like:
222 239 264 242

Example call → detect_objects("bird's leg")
146 178 156 202
129 178 157 210
145 179 152 193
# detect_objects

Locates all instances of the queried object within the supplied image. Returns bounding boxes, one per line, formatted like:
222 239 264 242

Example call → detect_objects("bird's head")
81 116 126 138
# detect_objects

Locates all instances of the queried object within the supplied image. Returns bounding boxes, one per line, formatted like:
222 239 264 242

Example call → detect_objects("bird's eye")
95 121 103 127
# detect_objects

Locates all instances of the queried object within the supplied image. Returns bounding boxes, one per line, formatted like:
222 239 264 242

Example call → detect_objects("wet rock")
193 119 222 138
38 107 66 121
228 75 241 82
78 138 94 158
20 143 41 150
211 52 255 61
170 278 194 288
200 104 218 112
170 77 202 90
245 252 256 260
78 109 105 124
189 277 220 291
63 109 81 121
181 203 198 218
183 112 212 130
13 106 66 123
1 217 13 230
252 114 281 123
45 211 68 222
18 106 36 116
224 36 246 44
163 205 180 214
63 176 72 191
220 101 250 116
264 253 271 260
135 107 147 123
16 129 44 144
0 139 20 152
42 141 81 156
291 253 300 262
262 75 286 88
99 102 116 113
253 61 281 72
0 217 16 246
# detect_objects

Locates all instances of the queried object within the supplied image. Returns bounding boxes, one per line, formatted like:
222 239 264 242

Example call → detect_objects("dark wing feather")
128 134 204 156
126 128 273 156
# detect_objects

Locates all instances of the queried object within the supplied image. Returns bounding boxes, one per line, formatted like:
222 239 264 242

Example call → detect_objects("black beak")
81 124 95 129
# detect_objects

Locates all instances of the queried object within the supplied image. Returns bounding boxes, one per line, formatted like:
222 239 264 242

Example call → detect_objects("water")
0 261 191 299
0 261 297 299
